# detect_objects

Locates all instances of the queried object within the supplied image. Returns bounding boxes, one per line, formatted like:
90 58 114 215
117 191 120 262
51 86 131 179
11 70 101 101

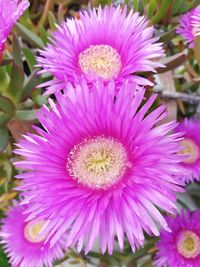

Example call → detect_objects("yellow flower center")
179 138 199 164
24 219 48 243
78 45 121 80
177 230 200 259
67 136 129 189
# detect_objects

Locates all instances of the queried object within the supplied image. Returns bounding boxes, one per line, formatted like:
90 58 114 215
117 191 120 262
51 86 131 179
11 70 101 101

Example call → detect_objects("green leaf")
187 183 200 197
133 0 139 11
34 94 48 106
0 245 10 267
148 0 157 18
0 96 16 114
39 26 49 45
12 32 23 68
156 52 186 74
48 11 57 32
0 67 10 93
22 70 42 99
7 63 24 102
98 0 112 7
14 22 44 49
0 127 9 153
0 114 11 127
54 255 69 265
22 48 37 71
173 0 200 15
172 0 183 15
159 28 177 43
151 0 171 24
15 109 38 121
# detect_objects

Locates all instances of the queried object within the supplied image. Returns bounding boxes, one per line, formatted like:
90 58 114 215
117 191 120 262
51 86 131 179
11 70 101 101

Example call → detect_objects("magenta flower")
37 5 164 94
0 0 29 61
175 119 200 183
155 210 200 267
0 201 65 267
15 82 183 254
192 8 200 38
177 5 200 48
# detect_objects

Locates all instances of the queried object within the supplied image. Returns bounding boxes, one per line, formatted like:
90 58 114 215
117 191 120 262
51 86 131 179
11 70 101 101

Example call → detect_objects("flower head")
175 119 200 183
37 5 164 94
177 5 200 48
155 210 200 267
15 81 183 254
0 0 29 60
192 8 200 38
1 202 65 267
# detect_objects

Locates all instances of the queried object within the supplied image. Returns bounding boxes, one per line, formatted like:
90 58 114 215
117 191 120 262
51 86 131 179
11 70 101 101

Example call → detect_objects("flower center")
67 136 128 189
179 138 199 164
177 230 200 259
78 45 121 80
24 219 48 243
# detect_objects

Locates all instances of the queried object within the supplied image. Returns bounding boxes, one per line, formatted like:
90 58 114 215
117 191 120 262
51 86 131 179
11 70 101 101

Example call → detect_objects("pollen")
179 138 199 164
67 136 129 189
177 230 200 259
78 45 122 80
24 219 48 243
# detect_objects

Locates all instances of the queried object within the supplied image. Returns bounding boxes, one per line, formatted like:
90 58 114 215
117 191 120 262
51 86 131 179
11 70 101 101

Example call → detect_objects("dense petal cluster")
175 119 200 183
192 7 200 38
0 202 66 267
37 5 164 94
0 0 29 56
15 81 183 254
155 210 200 267
177 5 200 48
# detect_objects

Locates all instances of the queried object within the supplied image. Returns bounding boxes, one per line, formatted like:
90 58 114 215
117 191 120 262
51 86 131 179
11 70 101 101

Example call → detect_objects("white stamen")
67 136 128 189
177 230 200 259
179 138 199 164
78 45 121 80
24 219 48 243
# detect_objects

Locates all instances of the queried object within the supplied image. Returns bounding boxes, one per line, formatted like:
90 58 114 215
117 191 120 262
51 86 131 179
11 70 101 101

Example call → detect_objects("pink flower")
177 5 200 48
0 0 29 61
175 119 200 183
37 5 164 94
155 210 200 267
0 201 66 267
15 81 183 254
192 8 200 39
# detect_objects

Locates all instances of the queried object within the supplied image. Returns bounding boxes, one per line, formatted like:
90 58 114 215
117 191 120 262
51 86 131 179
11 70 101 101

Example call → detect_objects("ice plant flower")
155 210 200 267
177 5 200 48
192 9 200 38
175 119 200 183
15 81 183 254
0 0 29 63
0 202 65 267
37 5 164 94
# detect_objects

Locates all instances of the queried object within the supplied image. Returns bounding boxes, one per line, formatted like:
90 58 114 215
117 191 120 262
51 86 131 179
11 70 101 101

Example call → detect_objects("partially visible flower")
155 210 200 267
192 8 200 38
0 0 29 63
175 119 200 183
177 5 200 48
37 5 164 94
1 202 65 267
15 81 183 254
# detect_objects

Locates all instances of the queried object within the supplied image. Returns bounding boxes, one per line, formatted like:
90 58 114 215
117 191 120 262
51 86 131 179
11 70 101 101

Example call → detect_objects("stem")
154 87 200 104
